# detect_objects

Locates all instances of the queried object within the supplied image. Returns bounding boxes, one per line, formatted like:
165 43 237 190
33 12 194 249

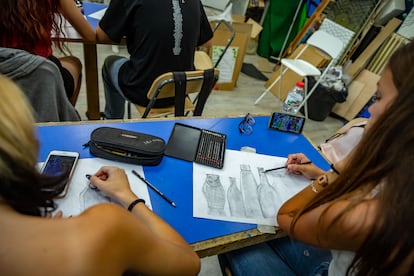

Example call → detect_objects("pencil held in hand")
264 161 312 173
263 166 286 173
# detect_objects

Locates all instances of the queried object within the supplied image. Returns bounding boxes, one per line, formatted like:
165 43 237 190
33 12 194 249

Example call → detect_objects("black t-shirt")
99 0 213 106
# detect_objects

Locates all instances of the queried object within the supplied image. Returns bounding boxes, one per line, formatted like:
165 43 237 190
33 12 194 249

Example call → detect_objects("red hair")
0 0 66 56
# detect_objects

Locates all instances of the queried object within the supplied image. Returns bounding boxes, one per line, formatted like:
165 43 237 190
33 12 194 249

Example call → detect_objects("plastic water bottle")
282 81 305 114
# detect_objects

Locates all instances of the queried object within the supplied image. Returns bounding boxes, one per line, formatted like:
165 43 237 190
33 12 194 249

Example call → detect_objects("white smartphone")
40 150 80 198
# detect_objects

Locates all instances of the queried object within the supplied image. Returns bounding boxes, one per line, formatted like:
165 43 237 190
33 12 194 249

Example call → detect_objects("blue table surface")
83 2 107 30
37 116 329 244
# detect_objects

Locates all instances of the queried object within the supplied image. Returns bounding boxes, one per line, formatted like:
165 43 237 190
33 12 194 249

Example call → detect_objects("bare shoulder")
73 203 136 241
0 204 133 275
78 202 128 221
61 204 138 274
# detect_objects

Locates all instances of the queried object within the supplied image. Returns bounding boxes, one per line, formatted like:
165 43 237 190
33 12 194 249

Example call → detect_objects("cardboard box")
264 44 331 101
211 21 252 90
245 18 262 54
332 69 380 121
247 18 263 39
231 16 262 39
200 9 259 90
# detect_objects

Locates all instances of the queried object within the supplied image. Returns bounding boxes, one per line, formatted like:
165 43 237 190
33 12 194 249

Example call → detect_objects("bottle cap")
296 81 305 88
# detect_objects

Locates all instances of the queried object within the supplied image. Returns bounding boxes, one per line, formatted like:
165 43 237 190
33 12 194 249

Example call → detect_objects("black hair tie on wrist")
330 163 340 175
127 198 146 211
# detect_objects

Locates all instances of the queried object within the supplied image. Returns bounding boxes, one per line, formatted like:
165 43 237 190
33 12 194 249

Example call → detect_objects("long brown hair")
292 40 414 275
0 0 66 54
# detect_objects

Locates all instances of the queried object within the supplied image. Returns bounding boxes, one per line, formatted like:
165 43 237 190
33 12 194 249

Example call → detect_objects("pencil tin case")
85 127 166 166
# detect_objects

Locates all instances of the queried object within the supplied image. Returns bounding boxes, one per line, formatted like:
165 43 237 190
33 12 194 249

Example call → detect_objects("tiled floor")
62 42 345 275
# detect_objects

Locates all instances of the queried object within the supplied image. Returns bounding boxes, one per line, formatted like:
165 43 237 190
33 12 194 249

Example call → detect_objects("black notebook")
165 123 226 169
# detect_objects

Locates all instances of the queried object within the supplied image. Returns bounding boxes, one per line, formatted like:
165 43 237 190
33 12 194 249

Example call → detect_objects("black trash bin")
300 77 347 121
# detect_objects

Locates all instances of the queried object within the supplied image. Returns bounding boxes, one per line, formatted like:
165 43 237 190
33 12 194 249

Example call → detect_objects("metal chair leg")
255 75 281 105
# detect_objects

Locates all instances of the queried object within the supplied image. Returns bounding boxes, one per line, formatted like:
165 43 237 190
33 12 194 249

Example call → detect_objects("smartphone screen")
268 112 306 134
41 151 79 197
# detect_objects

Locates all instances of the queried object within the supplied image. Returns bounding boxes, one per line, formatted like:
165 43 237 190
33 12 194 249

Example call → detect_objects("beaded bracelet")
310 174 329 193
127 198 146 211
310 181 319 193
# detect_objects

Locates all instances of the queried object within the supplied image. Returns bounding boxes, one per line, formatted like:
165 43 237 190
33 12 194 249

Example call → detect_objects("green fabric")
257 0 307 59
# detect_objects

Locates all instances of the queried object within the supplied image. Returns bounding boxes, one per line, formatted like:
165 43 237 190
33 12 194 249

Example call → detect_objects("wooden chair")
127 68 219 119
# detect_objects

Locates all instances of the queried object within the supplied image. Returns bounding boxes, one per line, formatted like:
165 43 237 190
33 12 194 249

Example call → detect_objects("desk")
37 115 329 257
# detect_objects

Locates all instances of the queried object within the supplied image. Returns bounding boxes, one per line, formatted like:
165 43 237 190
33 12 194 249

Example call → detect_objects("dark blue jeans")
221 236 332 276
102 55 129 119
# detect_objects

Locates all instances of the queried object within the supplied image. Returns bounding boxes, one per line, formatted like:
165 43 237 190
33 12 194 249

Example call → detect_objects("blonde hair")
0 74 38 178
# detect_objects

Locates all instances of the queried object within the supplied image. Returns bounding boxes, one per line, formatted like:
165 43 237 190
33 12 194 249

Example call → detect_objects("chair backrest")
142 68 219 118
306 30 344 59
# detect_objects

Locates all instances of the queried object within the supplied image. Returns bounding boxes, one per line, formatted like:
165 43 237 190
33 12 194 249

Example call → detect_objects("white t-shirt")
329 250 355 276
328 186 381 275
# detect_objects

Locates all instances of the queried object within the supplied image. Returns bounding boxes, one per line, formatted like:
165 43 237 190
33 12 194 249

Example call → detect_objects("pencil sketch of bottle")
266 170 289 212
257 167 279 218
227 177 246 217
202 174 226 216
240 164 263 218
79 184 111 211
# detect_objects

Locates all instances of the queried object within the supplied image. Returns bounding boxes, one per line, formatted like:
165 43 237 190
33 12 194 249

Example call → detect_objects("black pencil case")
85 127 166 166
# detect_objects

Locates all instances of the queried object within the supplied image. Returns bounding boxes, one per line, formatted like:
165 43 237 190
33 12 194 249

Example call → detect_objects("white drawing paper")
87 8 107 20
193 150 309 226
38 158 151 216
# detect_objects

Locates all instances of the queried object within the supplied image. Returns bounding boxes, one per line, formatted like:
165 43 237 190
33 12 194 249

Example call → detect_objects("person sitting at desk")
96 0 213 119
0 74 200 275
0 48 81 122
220 40 414 275
0 0 95 105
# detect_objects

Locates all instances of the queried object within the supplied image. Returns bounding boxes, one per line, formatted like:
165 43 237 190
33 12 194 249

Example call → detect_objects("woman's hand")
89 166 136 204
286 153 325 180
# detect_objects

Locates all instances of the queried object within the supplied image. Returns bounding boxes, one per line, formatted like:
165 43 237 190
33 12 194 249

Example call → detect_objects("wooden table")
192 228 285 258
